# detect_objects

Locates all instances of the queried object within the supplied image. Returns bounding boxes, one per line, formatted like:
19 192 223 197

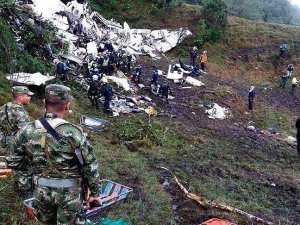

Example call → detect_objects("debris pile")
27 0 192 58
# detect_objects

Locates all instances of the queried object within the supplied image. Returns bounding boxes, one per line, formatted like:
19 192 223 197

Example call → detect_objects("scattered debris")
6 72 55 86
29 0 192 58
80 115 108 132
205 103 231 120
185 76 205 87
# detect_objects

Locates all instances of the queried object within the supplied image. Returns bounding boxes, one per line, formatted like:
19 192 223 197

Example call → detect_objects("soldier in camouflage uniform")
1 86 34 195
8 84 101 225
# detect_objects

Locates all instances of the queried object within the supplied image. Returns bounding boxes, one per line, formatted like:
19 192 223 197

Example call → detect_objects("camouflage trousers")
34 185 85 225
14 170 33 196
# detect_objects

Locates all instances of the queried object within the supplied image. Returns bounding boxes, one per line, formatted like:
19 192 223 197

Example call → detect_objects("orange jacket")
199 54 208 63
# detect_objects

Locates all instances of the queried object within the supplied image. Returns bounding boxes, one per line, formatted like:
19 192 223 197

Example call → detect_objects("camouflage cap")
12 86 34 96
45 84 73 103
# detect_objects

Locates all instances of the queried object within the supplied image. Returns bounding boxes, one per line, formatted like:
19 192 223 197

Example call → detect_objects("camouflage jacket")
8 113 100 196
0 102 30 136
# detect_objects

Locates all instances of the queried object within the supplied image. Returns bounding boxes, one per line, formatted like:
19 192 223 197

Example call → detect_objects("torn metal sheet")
62 54 83 66
205 103 230 120
167 65 183 80
80 115 108 132
107 76 131 92
185 76 205 87
29 0 192 58
86 41 98 56
6 72 55 86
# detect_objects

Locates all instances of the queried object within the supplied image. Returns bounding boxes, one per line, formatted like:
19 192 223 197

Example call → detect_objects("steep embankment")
0 2 300 225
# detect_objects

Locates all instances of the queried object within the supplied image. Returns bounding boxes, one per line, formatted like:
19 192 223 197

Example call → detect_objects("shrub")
194 0 228 46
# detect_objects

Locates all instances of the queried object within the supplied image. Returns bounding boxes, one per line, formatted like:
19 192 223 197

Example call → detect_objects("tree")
194 0 228 46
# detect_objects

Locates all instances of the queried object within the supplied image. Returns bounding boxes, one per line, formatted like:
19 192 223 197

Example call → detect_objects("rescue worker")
101 55 109 74
159 80 172 104
190 64 201 77
291 76 298 95
287 64 294 78
7 84 101 224
199 50 208 71
151 65 159 86
126 54 132 75
280 71 289 89
248 86 255 111
88 75 100 109
2 86 34 196
99 77 113 114
136 64 143 84
132 67 138 83
279 42 287 58
296 118 300 156
190 46 198 66
55 59 68 85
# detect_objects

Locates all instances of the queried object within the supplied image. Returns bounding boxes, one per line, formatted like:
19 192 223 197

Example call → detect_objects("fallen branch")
160 166 274 225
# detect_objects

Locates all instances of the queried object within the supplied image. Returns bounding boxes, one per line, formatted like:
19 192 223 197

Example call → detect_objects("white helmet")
92 75 98 80
53 59 59 64
101 77 108 83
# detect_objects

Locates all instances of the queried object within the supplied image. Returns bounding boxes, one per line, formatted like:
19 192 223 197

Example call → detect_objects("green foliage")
0 10 56 74
194 0 227 46
182 0 300 25
119 117 164 147
0 18 18 73
17 52 52 74
0 0 16 7
201 0 228 28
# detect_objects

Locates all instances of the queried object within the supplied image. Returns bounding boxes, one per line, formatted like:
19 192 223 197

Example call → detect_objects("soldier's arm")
11 106 30 129
79 138 100 197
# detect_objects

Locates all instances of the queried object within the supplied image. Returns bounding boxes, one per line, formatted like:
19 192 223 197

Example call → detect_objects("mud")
132 57 300 224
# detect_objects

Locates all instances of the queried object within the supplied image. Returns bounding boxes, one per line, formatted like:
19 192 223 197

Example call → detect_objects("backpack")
0 103 17 133
0 103 18 147
56 62 65 75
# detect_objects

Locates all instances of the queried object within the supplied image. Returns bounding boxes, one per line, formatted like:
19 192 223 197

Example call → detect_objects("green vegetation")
183 0 300 26
0 1 300 224
194 0 227 46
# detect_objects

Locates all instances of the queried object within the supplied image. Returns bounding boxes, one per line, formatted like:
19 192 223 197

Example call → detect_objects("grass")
0 2 300 225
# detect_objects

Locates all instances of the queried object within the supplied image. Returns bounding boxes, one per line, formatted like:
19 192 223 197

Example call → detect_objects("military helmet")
45 84 73 103
12 86 34 96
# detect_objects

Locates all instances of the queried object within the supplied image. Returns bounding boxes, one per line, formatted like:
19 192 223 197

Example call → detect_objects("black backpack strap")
39 117 61 141
39 117 85 166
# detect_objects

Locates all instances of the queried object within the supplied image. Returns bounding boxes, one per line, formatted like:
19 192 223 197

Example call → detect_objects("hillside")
0 2 300 225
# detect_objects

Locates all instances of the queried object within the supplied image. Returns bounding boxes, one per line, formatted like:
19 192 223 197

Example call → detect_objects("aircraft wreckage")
28 0 192 58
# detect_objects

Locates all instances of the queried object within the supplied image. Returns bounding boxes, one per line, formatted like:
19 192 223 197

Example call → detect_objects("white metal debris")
29 0 192 58
205 103 229 120
185 76 205 87
107 76 131 92
6 72 55 86
167 65 183 80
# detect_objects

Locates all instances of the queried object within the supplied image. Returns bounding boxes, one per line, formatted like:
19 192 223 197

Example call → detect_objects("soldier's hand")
86 196 102 209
